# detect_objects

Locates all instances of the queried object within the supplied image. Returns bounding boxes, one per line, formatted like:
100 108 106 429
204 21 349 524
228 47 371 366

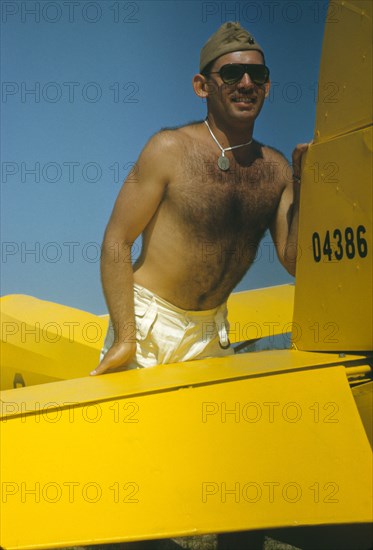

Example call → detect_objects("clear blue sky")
1 0 328 314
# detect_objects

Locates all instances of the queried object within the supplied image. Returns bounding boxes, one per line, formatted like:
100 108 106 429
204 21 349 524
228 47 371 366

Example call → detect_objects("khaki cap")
200 22 264 73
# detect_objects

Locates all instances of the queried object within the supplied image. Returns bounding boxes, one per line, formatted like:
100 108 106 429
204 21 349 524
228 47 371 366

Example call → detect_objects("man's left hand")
292 142 311 179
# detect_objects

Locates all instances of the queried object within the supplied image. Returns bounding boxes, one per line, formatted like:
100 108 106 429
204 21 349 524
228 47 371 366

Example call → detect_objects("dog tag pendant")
218 155 230 171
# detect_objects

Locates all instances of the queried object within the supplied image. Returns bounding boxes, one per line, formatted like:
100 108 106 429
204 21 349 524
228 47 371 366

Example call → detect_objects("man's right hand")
90 342 137 376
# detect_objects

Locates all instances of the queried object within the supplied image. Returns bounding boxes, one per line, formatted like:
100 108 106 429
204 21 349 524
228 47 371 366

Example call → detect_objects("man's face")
204 50 270 125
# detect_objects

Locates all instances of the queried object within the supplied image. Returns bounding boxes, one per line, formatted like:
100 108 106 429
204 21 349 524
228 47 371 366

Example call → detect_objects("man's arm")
91 133 171 375
270 143 309 276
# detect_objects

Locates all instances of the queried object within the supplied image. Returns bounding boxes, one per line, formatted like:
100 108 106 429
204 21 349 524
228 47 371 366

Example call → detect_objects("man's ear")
264 79 271 99
192 74 210 98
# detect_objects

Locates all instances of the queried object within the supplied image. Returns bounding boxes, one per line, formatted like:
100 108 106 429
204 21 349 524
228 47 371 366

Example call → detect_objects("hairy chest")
166 153 283 241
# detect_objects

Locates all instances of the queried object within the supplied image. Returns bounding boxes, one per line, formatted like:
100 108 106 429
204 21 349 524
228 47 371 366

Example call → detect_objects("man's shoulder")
159 120 204 133
254 143 290 189
147 121 203 150
138 122 203 170
259 143 289 166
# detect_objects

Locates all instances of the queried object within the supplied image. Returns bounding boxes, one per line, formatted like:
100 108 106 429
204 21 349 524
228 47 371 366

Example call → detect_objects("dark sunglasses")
208 63 270 86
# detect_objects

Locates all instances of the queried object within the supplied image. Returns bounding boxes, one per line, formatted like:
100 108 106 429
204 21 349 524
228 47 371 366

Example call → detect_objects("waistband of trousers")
133 283 227 320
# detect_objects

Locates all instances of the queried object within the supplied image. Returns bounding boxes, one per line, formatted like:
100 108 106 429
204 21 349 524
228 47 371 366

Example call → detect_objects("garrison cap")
200 22 264 73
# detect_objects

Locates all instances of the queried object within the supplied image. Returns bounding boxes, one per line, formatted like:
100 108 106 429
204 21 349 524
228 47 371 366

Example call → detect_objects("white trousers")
100 283 233 368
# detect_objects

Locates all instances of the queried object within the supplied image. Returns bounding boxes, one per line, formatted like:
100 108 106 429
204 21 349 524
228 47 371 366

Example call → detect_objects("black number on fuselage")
13 373 26 388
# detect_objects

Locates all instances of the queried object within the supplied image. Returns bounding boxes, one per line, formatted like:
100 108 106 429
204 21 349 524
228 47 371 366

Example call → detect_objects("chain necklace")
204 119 253 171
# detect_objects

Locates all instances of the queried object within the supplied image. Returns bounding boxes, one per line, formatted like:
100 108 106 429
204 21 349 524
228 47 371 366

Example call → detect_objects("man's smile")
231 95 257 104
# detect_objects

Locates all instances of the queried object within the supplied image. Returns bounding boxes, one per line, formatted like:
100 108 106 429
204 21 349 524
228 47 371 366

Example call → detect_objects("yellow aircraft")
1 1 372 548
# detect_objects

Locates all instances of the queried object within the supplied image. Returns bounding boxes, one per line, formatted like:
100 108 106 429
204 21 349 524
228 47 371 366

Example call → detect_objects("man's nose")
238 72 254 88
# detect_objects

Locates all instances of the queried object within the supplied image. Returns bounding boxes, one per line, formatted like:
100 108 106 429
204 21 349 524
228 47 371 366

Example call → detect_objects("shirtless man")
91 22 308 376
